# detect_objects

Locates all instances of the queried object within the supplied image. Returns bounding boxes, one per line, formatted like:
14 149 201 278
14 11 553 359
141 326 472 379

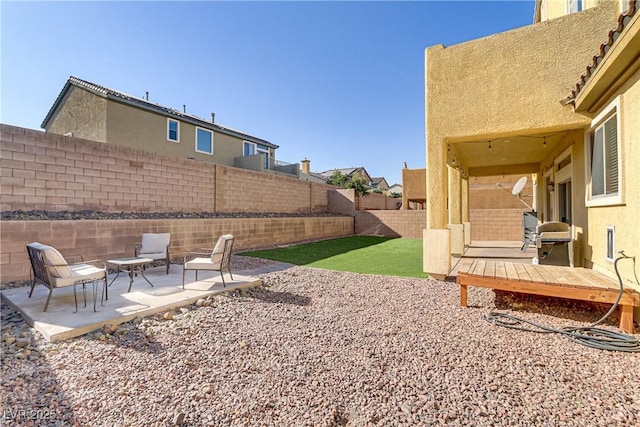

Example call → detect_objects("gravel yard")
2 257 639 426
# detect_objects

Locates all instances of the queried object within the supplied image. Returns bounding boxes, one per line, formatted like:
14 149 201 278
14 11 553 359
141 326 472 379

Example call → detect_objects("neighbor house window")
167 119 180 142
586 98 621 206
568 0 583 13
243 141 256 156
195 127 213 154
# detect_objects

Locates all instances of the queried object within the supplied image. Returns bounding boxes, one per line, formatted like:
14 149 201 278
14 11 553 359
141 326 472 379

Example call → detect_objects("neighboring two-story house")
370 177 390 193
41 76 299 177
388 183 402 196
320 167 373 187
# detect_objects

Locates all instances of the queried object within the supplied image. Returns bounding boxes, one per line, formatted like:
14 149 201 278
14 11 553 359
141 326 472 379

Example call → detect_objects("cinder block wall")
355 211 425 238
0 216 354 283
470 208 526 241
358 193 402 210
0 125 334 213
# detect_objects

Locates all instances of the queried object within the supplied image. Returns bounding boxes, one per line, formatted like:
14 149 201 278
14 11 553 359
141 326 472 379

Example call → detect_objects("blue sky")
1 1 534 186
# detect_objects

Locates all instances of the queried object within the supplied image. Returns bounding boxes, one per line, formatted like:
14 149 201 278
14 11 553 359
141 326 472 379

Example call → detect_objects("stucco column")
461 177 469 223
423 132 450 279
462 178 471 247
447 166 464 256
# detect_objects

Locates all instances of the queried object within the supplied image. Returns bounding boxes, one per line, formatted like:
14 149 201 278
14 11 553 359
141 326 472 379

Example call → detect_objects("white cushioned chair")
183 234 234 288
26 242 108 312
134 233 171 274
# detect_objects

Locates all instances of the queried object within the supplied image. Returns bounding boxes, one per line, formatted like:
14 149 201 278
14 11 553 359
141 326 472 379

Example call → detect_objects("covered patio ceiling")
448 130 572 177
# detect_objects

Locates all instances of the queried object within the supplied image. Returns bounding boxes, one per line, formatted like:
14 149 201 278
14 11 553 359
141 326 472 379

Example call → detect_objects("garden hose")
485 251 640 352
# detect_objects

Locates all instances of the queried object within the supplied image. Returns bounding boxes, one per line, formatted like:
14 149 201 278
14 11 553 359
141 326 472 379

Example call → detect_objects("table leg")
108 270 122 287
128 268 135 292
140 268 154 288
92 280 97 312
72 284 79 314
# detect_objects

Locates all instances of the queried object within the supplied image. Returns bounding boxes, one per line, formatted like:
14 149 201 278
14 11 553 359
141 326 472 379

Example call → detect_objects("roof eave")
41 80 74 129
574 14 640 113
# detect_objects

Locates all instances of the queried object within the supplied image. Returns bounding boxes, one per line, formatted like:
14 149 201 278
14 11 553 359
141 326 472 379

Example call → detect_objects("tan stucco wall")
423 3 620 276
425 4 616 228
541 0 616 22
426 3 617 144
586 68 640 292
425 3 618 230
106 100 254 165
401 168 426 210
45 86 107 142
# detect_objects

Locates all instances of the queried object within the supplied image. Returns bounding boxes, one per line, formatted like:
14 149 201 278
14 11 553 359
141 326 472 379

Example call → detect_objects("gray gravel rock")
1 266 639 426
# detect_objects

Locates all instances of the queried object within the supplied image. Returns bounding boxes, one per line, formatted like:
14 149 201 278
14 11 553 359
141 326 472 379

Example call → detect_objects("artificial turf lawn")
240 236 427 278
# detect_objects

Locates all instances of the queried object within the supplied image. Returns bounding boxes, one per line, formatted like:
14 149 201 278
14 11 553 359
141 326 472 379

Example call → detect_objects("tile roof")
41 76 278 148
300 172 329 183
568 0 639 102
319 167 366 178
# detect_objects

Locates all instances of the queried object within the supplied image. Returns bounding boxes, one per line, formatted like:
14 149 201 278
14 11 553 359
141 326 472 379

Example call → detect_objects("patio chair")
134 233 171 274
182 234 234 288
26 242 108 312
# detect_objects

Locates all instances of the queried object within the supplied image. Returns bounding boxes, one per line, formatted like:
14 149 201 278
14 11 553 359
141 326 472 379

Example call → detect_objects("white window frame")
195 127 214 155
243 141 256 156
584 97 622 207
167 118 180 143
543 168 554 222
568 0 583 13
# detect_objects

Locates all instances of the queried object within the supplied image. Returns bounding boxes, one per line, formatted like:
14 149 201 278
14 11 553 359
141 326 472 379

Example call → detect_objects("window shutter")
604 117 618 194
591 127 605 196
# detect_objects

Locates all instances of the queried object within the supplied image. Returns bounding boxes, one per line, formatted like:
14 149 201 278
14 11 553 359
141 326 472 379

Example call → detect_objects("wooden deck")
457 260 640 333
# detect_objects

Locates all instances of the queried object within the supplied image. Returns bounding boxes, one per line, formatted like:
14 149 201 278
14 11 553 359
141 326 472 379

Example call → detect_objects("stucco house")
370 177 390 193
423 0 640 323
299 158 330 183
320 167 374 187
388 183 402 195
42 76 299 177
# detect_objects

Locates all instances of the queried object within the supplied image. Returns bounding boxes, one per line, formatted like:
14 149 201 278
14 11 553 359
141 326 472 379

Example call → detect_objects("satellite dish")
512 176 527 196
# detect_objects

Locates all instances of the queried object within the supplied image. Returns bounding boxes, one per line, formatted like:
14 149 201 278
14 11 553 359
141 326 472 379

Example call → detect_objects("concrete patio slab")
1 267 262 342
